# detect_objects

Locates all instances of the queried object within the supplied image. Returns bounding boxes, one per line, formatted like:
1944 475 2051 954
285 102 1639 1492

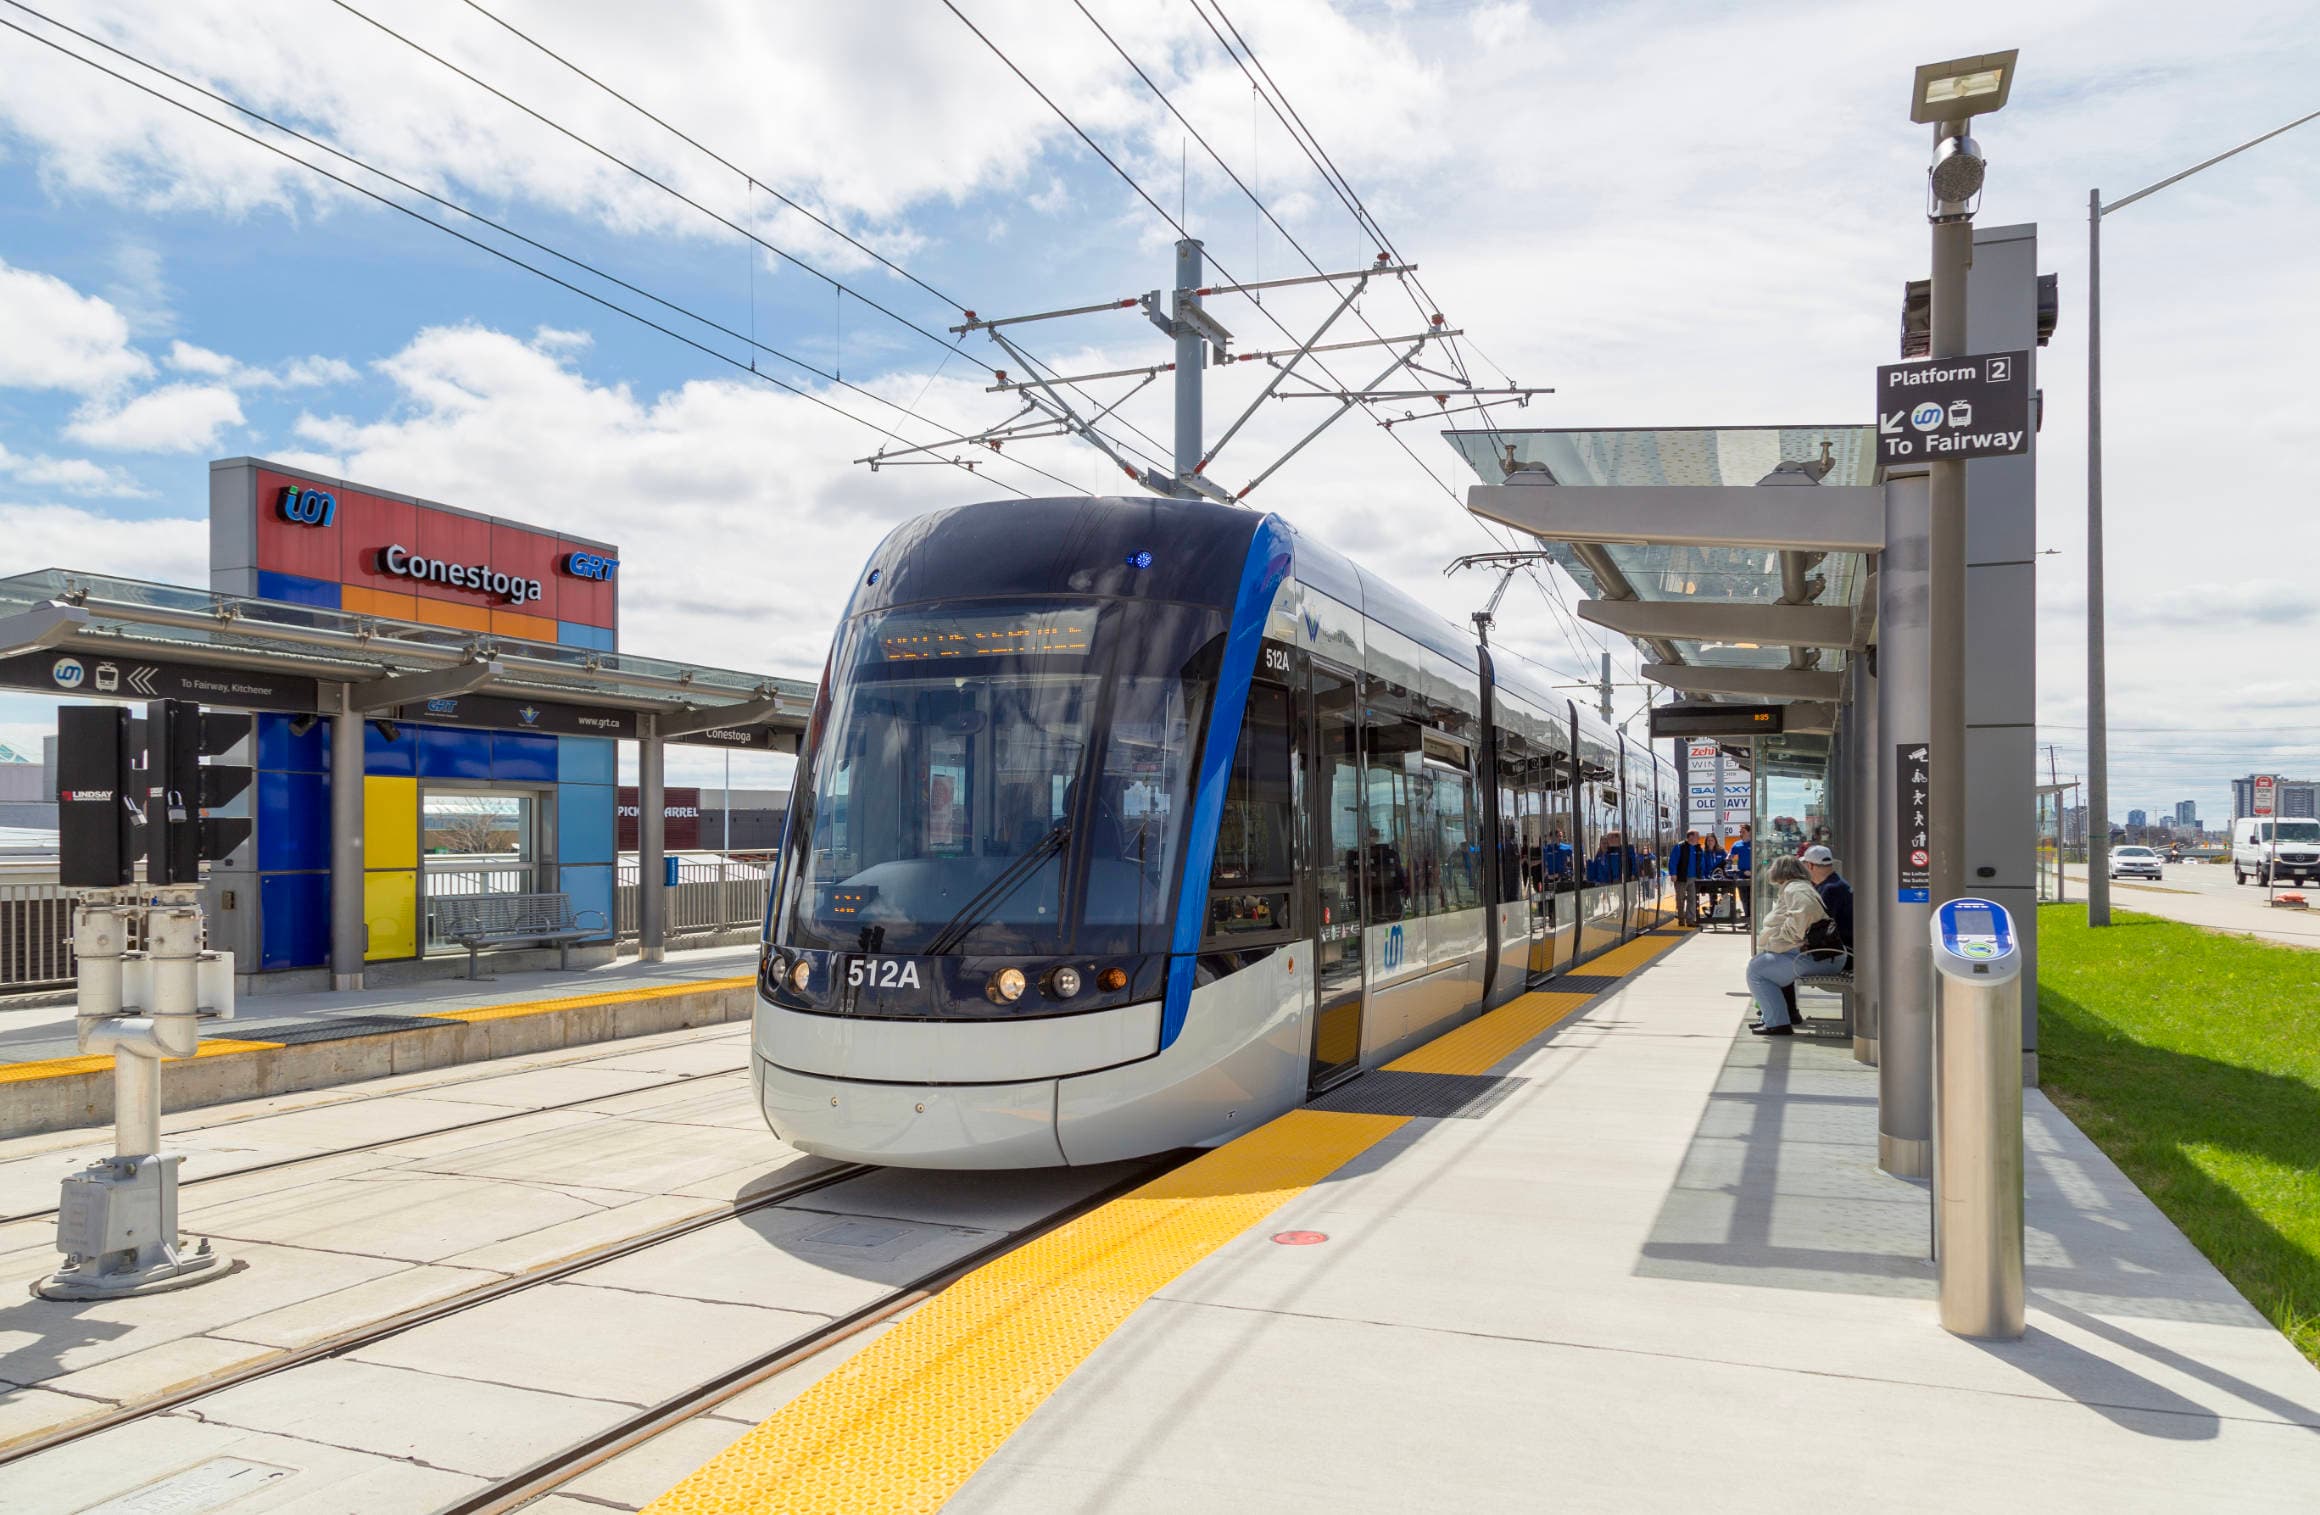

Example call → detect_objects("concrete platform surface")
934 934 2320 1513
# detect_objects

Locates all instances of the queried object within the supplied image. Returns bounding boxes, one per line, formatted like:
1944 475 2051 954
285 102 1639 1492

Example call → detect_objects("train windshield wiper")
922 822 1071 956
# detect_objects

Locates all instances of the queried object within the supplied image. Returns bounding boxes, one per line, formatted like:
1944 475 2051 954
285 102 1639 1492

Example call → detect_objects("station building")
0 456 810 993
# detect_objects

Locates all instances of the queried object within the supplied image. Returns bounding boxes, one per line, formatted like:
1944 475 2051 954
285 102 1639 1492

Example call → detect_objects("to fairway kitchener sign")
1874 350 2032 467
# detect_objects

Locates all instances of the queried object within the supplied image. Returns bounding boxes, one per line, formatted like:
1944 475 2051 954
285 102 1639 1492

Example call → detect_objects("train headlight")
988 967 1027 1003
1098 966 1129 993
789 958 812 992
1046 966 1083 999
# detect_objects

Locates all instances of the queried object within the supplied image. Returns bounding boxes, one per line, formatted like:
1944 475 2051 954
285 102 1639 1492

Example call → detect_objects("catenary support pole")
1927 127 1973 916
639 716 666 963
1174 238 1204 486
330 682 366 990
2085 187 2111 925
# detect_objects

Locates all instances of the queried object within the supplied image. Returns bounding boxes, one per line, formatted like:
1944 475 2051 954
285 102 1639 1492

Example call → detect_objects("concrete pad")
0 1381 113 1451
171 1093 536 1155
580 1038 754 1077
439 1193 727 1275
339 1105 600 1164
23 1331 277 1411
208 1262 502 1350
0 1240 403 1384
412 1063 684 1111
189 1170 621 1263
572 1079 769 1129
352 1280 827 1405
575 1206 998 1315
192 1357 630 1478
0 1409 486 1512
669 1156 841 1204
401 1109 802 1195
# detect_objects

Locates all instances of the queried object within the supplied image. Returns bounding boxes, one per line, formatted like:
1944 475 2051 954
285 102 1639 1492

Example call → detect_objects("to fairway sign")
1875 350 2031 467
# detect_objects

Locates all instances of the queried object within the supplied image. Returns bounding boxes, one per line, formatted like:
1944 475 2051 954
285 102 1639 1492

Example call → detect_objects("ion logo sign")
1382 922 1405 970
278 486 337 526
563 551 618 581
379 544 543 605
50 657 84 689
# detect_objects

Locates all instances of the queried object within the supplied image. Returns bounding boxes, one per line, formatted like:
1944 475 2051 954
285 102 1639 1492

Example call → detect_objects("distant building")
2127 808 2147 829
2175 800 2198 829
2233 775 2320 819
2063 804 2088 846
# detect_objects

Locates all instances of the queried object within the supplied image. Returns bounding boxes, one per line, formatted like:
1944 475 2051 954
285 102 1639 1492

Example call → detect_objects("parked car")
2109 845 2162 881
2231 817 2320 885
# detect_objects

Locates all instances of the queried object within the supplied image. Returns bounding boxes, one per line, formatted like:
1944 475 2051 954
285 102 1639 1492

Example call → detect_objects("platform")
647 932 2320 1514
0 943 756 1138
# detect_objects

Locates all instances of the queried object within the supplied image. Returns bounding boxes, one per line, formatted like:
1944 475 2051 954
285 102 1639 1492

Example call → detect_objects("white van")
2232 817 2320 885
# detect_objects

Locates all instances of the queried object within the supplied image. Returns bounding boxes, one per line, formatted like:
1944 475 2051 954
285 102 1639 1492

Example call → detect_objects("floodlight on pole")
1910 51 2017 123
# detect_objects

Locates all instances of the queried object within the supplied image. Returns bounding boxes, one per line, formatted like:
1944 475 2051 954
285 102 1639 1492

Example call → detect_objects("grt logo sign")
563 550 618 581
379 544 543 605
278 486 337 526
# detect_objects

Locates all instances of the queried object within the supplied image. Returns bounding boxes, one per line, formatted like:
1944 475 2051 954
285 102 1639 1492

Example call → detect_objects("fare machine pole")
1930 897 2025 1339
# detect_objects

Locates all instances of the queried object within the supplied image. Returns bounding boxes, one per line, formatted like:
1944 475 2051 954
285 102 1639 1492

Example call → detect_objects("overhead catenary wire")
446 0 1173 472
0 10 1056 496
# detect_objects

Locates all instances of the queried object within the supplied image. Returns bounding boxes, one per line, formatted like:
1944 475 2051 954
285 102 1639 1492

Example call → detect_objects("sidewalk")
921 932 2320 1511
0 944 758 1138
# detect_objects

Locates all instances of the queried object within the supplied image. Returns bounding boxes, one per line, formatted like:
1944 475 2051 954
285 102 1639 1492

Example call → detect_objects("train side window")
1205 682 1297 940
1429 757 1480 913
1540 747 1576 897
1361 708 1422 925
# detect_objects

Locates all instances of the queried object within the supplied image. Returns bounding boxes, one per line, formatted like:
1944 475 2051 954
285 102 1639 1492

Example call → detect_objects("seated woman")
1745 854 1828 1037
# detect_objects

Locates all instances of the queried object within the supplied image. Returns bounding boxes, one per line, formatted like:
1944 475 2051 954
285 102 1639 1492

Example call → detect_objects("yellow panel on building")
363 870 417 961
491 609 558 644
364 775 418 870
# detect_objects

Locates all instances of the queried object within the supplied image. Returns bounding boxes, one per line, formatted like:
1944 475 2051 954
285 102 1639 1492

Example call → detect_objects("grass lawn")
2038 904 2320 1363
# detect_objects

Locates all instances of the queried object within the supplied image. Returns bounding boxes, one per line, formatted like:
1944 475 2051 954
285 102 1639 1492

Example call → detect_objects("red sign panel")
2255 775 2277 816
617 786 702 850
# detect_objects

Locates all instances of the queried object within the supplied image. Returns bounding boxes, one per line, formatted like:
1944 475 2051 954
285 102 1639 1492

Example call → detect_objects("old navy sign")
379 544 544 605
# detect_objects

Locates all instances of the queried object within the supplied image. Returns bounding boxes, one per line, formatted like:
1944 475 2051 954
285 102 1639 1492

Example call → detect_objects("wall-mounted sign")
0 651 318 713
399 694 636 738
278 485 337 526
618 786 701 850
379 545 544 605
563 551 619 581
1896 741 1932 902
1651 703 1783 739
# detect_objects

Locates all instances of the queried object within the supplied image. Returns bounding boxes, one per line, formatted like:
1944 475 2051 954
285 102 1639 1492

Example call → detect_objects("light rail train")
755 497 1678 1167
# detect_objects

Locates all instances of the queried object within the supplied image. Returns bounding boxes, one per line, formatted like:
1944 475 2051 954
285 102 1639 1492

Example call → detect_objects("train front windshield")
778 597 1224 957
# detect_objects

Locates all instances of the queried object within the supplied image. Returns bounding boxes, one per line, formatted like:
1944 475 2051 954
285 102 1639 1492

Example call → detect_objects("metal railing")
422 862 549 951
615 855 770 943
1 882 77 991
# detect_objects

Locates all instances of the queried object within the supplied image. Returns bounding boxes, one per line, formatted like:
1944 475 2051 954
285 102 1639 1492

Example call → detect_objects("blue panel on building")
557 783 615 866
558 864 615 940
363 718 416 775
557 621 616 652
255 570 343 610
259 871 329 969
257 712 330 774
256 770 331 872
417 724 491 780
491 732 558 782
557 735 616 785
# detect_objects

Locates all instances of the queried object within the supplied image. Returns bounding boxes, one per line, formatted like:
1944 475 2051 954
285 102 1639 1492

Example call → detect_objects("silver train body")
753 497 1677 1167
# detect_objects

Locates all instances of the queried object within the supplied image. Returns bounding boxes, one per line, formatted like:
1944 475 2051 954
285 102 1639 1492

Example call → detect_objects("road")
2060 860 2320 949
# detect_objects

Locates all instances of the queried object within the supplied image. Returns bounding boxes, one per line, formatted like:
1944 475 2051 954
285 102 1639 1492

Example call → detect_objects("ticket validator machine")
1929 898 2024 1338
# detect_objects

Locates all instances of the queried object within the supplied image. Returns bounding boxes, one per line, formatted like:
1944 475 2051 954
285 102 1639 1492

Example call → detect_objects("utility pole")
1173 238 1206 488
1598 651 1614 724
1925 128 1975 915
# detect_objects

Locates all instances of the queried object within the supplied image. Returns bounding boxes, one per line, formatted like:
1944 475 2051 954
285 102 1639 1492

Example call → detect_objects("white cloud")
165 340 358 389
65 383 245 452
0 444 151 497
0 257 152 393
0 501 207 583
532 326 593 352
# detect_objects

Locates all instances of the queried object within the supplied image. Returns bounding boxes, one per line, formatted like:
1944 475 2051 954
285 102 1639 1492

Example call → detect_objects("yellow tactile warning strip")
0 976 754 1084
0 1038 282 1084
642 932 1688 1515
417 975 753 1024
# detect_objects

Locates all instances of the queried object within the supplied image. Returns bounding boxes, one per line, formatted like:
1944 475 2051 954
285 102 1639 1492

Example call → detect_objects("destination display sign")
1897 741 1932 902
0 650 318 713
1874 349 2031 467
397 692 791 749
1652 703 1783 740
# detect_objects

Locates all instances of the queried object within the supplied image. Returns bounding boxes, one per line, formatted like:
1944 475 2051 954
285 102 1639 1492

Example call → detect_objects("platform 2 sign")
1874 350 2031 467
0 650 318 713
1896 741 1932 903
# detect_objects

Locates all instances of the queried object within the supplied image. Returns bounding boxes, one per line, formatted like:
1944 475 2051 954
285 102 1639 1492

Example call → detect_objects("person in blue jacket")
1728 823 1754 924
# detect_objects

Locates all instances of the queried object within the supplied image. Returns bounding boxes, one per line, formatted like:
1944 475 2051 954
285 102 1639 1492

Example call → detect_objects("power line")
446 0 1173 472
0 0 1095 498
0 9 1043 496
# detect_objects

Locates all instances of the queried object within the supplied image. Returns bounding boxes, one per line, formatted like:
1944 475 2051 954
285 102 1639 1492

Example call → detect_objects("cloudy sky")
0 0 2314 813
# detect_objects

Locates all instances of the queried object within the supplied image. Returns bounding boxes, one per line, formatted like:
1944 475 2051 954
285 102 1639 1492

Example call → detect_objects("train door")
1305 661 1365 1090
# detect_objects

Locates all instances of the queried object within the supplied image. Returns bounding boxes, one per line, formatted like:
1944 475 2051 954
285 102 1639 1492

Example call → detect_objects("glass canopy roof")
0 567 814 713
1443 427 1878 675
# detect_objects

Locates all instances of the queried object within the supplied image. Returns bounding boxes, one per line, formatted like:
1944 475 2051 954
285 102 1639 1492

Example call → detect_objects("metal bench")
430 892 608 980
1787 948 1854 1035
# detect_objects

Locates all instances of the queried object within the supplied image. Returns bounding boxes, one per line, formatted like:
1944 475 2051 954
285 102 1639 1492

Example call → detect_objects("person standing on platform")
1730 823 1754 925
1672 832 1704 925
1746 855 1827 1036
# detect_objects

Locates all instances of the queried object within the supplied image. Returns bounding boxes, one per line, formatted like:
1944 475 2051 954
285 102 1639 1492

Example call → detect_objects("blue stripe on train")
1160 514 1293 1048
